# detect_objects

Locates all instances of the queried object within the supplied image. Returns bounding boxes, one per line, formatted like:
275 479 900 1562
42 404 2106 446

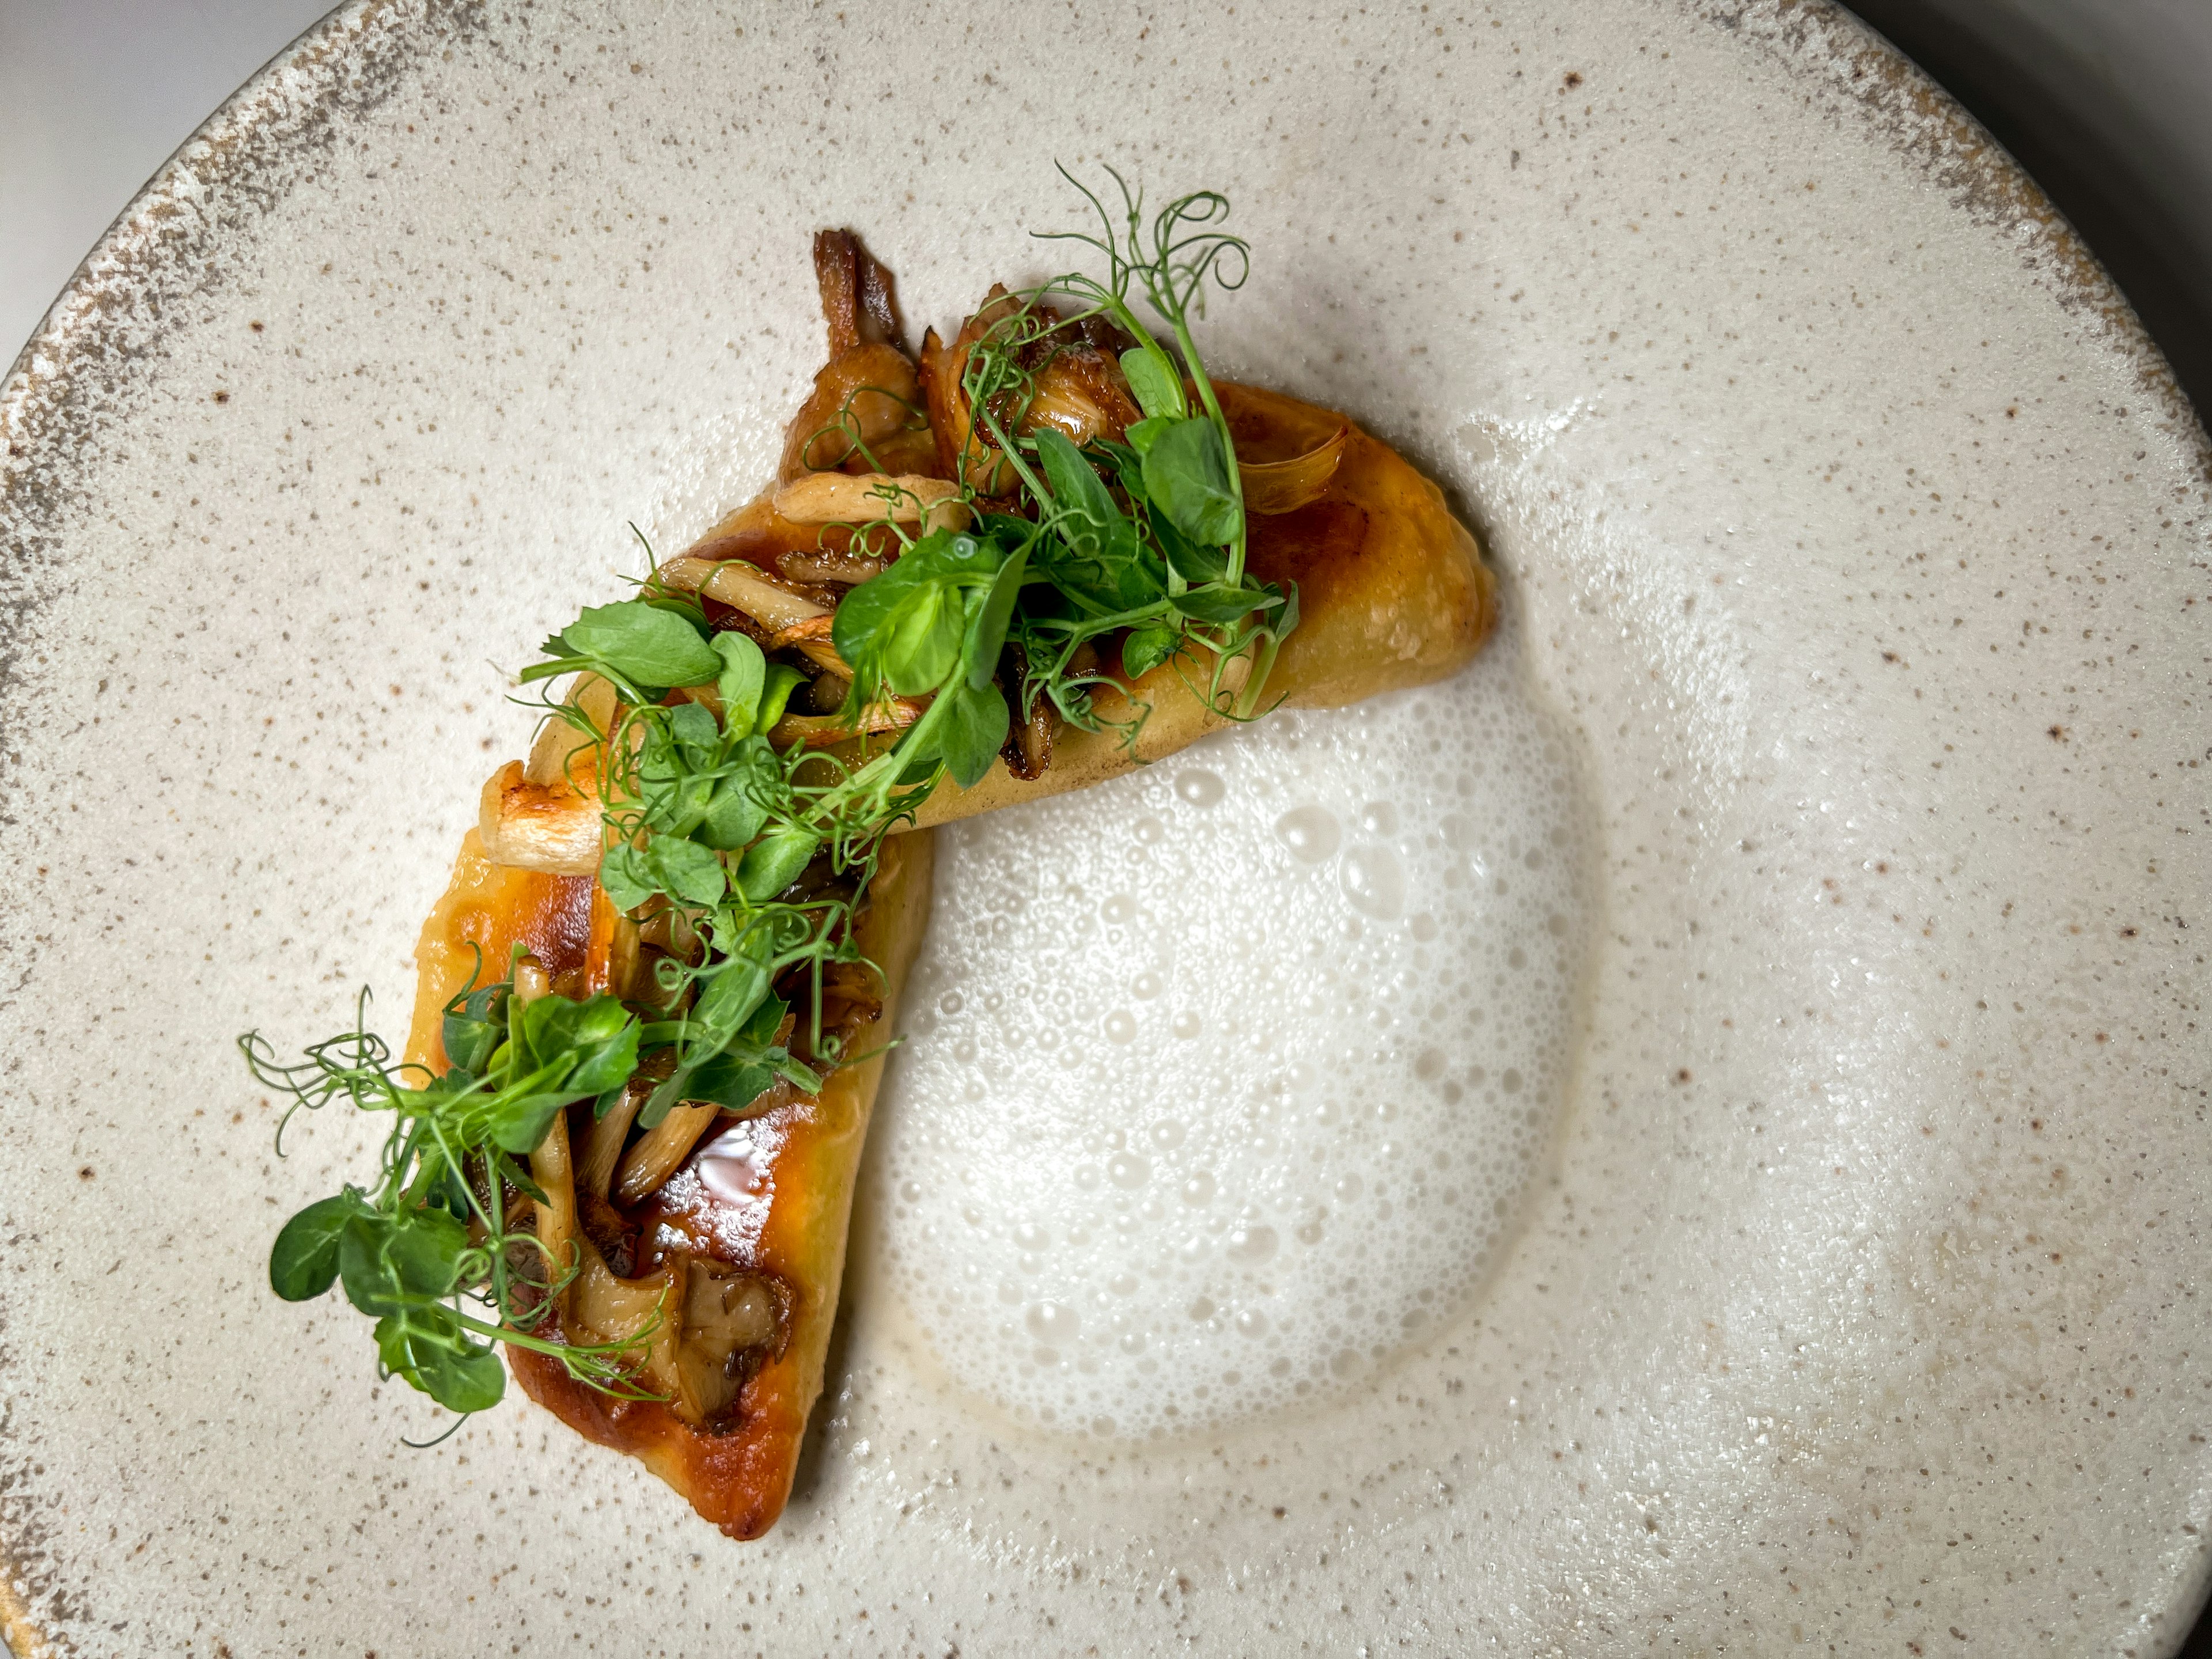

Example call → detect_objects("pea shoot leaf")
639 949 779 1128
1033 431 1172 615
1120 623 1181 682
637 734 717 839
465 1059 579 1156
373 1309 506 1414
963 543 1029 691
1034 429 1122 556
270 1191 367 1302
1029 520 1164 616
695 768 768 853
828 532 942 655
1142 417 1241 547
835 552 953 697
978 510 1037 544
520 993 639 1096
935 679 1012 789
597 844 652 913
757 664 806 733
1150 498 1228 585
734 828 819 904
689 945 776 1035
549 600 721 691
687 1054 778 1115
1124 415 1174 456
667 699 720 763
654 835 728 906
441 987 505 1077
1119 347 1187 421
438 993 646 1156
1171 582 1281 626
337 1206 469 1317
885 582 965 696
685 994 791 1114
712 631 767 737
1094 438 1147 497
599 834 726 914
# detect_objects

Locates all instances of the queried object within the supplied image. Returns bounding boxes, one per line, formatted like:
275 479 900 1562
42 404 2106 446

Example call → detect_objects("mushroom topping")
778 229 936 480
671 1258 781 1424
614 1102 723 1207
771 471 970 536
655 555 849 677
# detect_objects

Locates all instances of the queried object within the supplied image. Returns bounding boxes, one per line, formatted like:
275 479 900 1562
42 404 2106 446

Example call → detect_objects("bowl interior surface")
2 1 2207 1653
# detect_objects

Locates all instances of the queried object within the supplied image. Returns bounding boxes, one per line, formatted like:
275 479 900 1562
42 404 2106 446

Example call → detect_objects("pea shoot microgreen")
247 172 1299 1431
936 169 1302 739
244 972 659 1417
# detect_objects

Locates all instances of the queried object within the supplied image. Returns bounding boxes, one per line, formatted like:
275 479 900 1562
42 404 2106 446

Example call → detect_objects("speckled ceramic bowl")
3 1 2207 1653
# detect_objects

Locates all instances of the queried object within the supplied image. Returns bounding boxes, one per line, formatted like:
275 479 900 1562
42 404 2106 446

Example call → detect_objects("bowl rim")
1 2 2206 1653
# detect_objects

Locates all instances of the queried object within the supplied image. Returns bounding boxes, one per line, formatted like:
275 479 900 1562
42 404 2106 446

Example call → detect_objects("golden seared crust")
407 832 935 1540
1228 382 1494 702
406 831 616 1070
476 759 606 875
902 381 1494 828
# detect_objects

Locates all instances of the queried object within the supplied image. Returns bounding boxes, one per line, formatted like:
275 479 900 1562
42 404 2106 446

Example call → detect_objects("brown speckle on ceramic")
2 2 2207 1654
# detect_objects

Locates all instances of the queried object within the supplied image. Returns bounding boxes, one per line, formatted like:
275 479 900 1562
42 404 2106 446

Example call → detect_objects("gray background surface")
1842 0 2212 410
1 0 334 359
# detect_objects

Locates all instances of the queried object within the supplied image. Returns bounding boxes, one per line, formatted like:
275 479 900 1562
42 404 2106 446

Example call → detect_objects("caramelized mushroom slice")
777 547 884 585
772 471 970 535
531 1094 667 1357
570 1248 674 1351
657 554 827 632
685 497 888 577
524 672 620 787
921 287 1138 488
635 898 699 960
1010 692 1054 779
767 699 921 751
528 1075 677 1397
779 230 937 480
920 287 1026 493
671 1258 782 1425
817 225 899 354
529 1087 581 1306
616 1072 799 1206
1023 342 1139 446
655 555 849 677
1000 643 1053 781
578 1082 645 1205
615 1102 721 1207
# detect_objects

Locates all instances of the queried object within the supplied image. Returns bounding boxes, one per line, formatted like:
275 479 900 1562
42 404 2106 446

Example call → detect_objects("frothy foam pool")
871 628 1592 1437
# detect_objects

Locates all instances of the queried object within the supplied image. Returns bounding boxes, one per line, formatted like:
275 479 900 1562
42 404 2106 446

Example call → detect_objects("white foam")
871 628 1592 1437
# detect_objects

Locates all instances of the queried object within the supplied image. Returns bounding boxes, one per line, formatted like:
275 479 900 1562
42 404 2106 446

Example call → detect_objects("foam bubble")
1275 805 1342 863
1175 769 1228 808
872 634 1592 1437
1339 844 1406 919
